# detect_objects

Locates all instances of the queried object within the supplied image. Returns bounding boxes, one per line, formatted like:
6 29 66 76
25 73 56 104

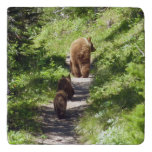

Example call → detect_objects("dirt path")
37 55 93 144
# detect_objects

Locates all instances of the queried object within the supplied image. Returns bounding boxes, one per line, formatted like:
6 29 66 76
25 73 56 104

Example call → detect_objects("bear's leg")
81 64 90 78
70 60 74 75
72 63 81 77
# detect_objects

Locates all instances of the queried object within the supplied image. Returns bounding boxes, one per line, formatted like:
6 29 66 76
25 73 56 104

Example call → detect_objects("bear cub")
53 74 74 119
70 37 96 78
57 74 74 100
53 90 68 119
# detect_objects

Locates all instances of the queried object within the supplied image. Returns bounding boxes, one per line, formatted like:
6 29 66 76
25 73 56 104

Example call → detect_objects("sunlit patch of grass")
97 104 144 145
8 130 35 144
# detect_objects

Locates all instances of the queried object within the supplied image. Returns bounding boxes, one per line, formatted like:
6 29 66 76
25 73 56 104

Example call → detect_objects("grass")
8 130 36 144
97 104 144 145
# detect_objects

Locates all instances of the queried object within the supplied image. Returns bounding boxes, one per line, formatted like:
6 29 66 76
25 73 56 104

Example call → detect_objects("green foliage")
126 62 145 97
97 104 144 144
76 8 144 144
8 99 41 132
8 130 35 144
7 7 70 144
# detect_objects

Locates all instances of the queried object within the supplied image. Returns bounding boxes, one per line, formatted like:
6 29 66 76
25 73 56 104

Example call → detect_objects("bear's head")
87 37 96 52
65 74 71 83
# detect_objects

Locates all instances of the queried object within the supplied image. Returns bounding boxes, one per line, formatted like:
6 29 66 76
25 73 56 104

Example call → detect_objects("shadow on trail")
38 103 88 144
71 80 90 102
37 75 93 144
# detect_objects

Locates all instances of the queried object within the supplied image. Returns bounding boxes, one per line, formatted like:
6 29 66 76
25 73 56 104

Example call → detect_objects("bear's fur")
70 37 96 78
57 74 74 100
53 90 67 119
54 74 74 119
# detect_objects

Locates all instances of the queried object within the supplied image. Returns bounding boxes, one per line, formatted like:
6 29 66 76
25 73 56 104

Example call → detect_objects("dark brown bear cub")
53 74 74 119
57 74 74 100
53 90 67 119
70 37 96 78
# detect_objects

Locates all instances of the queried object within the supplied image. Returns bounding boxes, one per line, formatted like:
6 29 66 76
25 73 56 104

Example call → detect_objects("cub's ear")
87 37 92 42
68 74 71 78
62 75 65 78
67 74 71 80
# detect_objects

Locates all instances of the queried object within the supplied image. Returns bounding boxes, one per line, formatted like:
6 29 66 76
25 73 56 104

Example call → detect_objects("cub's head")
87 37 96 52
65 74 71 83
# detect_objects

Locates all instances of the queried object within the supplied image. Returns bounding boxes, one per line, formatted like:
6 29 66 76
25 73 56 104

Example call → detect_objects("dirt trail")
37 55 93 144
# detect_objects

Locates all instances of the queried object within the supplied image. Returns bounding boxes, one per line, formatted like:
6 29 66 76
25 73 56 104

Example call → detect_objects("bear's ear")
68 74 71 78
67 74 71 81
87 37 92 42
62 75 65 78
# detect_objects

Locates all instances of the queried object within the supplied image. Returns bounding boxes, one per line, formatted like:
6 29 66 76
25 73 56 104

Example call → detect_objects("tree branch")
135 44 145 57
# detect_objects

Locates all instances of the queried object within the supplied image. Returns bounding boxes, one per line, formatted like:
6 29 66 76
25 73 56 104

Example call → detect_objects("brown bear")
53 90 67 119
57 74 74 100
70 37 96 78
53 74 74 119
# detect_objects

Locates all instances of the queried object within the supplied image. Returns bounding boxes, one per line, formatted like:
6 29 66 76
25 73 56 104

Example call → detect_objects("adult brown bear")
54 74 74 119
70 37 96 78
